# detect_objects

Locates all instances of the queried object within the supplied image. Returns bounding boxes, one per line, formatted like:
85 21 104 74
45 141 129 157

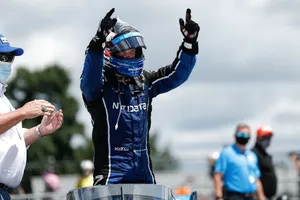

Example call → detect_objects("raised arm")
80 8 117 101
145 45 197 98
80 49 104 101
145 8 200 98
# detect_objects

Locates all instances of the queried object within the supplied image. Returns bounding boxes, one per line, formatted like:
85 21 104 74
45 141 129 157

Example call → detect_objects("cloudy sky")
1 0 300 171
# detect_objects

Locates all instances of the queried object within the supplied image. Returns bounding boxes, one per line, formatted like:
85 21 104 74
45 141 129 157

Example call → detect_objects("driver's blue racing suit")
80 44 197 185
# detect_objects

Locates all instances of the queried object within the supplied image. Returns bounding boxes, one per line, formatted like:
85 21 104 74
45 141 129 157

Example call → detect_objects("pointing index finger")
186 8 191 23
105 8 115 18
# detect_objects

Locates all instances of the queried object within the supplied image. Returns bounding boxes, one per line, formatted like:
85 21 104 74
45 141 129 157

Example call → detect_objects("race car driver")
80 8 200 185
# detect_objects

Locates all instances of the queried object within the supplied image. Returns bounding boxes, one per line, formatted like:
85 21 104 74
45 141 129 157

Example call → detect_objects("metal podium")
66 184 175 200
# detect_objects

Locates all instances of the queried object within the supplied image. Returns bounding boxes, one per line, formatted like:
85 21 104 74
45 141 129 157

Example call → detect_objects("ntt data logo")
112 102 147 112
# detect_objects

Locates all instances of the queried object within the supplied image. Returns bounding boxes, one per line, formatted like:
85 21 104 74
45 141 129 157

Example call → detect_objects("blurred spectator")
75 160 94 188
43 172 60 193
252 125 277 200
42 167 60 200
213 123 265 200
289 152 300 198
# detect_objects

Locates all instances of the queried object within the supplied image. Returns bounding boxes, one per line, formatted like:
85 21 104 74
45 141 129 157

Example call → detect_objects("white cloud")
14 27 84 69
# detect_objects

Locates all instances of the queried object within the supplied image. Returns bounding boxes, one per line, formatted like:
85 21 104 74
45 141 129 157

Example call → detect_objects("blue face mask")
0 61 12 82
104 54 144 77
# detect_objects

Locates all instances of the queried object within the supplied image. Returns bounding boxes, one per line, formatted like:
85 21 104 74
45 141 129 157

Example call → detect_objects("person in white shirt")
0 33 64 200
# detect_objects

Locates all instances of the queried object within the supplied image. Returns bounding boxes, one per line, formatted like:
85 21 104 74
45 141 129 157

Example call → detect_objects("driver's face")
115 48 136 59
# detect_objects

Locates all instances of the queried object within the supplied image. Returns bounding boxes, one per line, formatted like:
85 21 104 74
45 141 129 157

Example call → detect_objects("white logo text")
112 102 147 112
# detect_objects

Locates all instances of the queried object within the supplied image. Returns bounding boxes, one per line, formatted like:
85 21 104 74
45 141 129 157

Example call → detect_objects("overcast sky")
1 0 300 171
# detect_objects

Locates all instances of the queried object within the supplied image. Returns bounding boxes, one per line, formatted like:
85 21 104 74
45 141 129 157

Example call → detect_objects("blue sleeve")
147 49 197 98
80 49 104 101
214 151 227 174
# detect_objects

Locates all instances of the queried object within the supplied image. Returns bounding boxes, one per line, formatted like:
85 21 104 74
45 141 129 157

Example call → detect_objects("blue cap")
0 34 24 56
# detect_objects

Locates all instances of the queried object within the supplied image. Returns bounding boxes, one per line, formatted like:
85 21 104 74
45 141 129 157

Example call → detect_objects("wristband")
181 41 199 55
183 42 192 49
36 125 44 138
216 196 223 200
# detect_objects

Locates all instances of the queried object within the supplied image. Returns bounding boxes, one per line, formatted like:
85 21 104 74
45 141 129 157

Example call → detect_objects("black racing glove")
88 8 117 53
179 8 200 55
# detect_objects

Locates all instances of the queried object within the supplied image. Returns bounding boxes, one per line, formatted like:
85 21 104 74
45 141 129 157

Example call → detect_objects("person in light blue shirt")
213 124 265 200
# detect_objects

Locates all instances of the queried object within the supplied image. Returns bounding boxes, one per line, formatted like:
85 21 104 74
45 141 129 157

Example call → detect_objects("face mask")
0 61 12 82
235 132 250 145
236 136 250 145
258 138 271 149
